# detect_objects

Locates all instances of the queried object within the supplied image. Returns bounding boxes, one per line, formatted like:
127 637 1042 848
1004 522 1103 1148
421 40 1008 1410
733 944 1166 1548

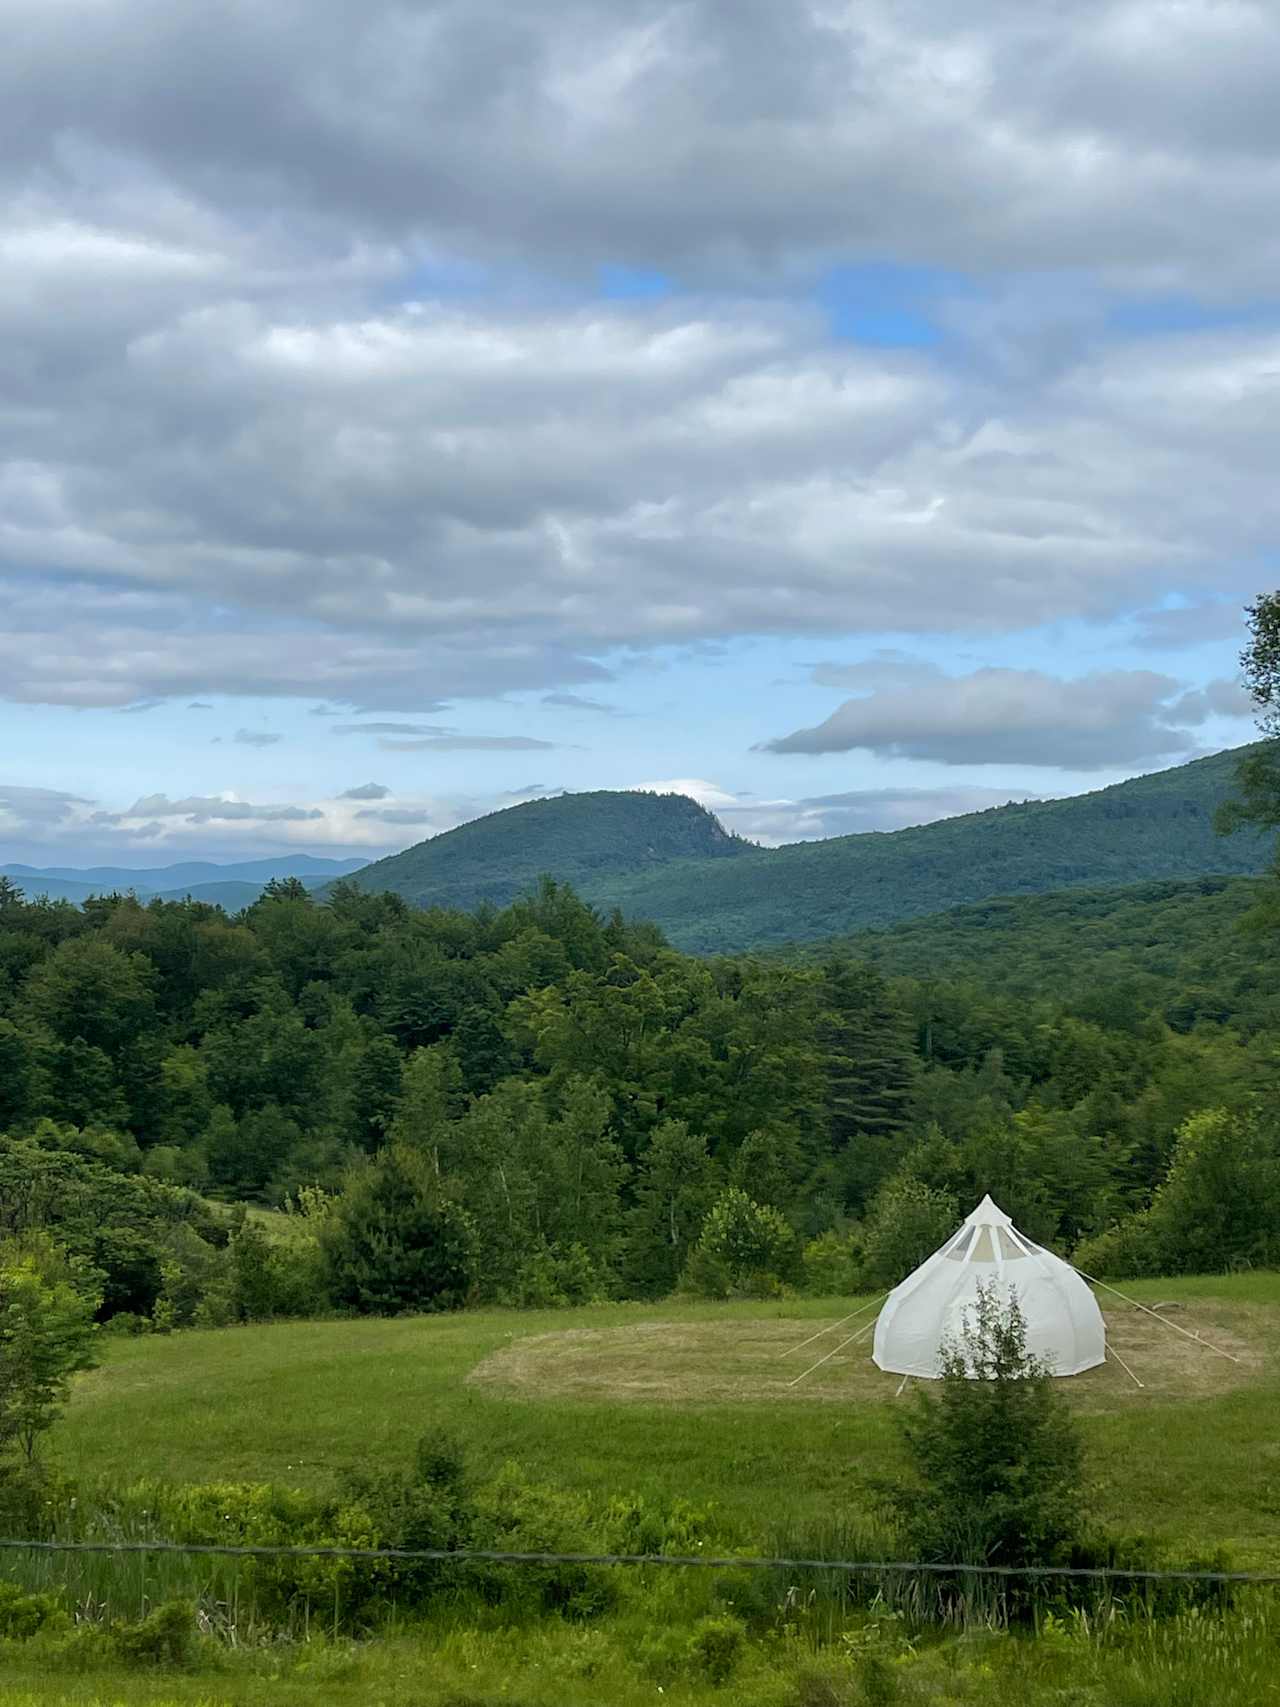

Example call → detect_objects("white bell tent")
871 1195 1106 1380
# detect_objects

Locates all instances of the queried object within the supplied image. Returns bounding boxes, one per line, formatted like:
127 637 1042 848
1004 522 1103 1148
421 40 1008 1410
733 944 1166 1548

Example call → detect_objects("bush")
860 1178 958 1291
0 1581 65 1639
681 1188 795 1298
689 1613 746 1683
801 1228 863 1296
113 1599 197 1668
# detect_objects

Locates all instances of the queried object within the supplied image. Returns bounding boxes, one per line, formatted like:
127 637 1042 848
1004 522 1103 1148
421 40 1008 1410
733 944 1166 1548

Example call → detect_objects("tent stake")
777 1294 889 1359
787 1319 877 1388
1072 1268 1240 1364
1106 1345 1145 1390
894 1373 910 1398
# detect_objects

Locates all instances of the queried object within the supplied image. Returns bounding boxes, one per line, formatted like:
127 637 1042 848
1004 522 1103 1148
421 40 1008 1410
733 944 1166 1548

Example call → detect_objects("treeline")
0 869 1277 1324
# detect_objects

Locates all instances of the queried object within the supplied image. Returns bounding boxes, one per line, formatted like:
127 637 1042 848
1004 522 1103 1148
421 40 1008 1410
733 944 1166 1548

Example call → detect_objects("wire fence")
2 1536 1278 1586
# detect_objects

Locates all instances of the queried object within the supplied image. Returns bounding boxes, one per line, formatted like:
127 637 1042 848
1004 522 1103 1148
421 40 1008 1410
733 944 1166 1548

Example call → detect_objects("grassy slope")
55 1275 1280 1561
581 746 1274 953
343 789 753 911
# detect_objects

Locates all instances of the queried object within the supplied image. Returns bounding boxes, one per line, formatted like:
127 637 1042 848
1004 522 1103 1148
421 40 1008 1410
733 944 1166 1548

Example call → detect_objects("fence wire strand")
1 1537 1277 1585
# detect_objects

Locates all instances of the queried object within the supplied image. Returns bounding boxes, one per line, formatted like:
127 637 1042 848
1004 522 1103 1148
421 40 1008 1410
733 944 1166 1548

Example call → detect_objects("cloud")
378 735 556 751
354 806 438 824
0 2 1276 727
0 784 95 829
761 662 1223 768
339 781 392 800
5 1 1280 291
331 722 455 737
1131 602 1250 650
718 786 1041 845
233 728 283 747
541 692 627 716
188 700 214 709
629 778 743 811
115 794 324 823
1168 676 1255 724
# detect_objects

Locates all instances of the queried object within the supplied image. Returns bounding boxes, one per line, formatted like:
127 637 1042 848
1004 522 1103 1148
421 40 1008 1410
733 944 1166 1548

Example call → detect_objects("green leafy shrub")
113 1599 197 1668
801 1228 863 1296
0 1581 65 1640
681 1188 795 1298
860 1178 958 1290
689 1613 746 1683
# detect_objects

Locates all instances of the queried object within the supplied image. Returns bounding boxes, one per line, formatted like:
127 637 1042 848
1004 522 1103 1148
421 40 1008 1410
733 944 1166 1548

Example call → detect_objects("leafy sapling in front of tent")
891 1281 1085 1573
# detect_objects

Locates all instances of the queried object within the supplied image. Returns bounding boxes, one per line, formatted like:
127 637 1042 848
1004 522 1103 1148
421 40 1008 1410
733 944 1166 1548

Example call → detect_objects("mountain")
1 856 367 908
342 789 753 911
584 746 1275 953
342 745 1274 953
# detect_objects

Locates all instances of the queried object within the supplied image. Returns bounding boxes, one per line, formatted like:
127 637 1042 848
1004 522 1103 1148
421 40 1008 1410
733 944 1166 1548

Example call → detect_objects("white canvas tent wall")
872 1195 1105 1379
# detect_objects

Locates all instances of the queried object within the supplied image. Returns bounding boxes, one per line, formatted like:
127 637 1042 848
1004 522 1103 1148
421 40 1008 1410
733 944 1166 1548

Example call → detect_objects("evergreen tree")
892 1282 1084 1571
321 1146 475 1315
820 961 918 1210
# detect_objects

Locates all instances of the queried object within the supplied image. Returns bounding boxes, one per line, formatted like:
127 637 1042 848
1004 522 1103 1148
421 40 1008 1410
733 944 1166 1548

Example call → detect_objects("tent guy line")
1070 1267 1241 1364
777 1292 890 1359
786 1318 878 1388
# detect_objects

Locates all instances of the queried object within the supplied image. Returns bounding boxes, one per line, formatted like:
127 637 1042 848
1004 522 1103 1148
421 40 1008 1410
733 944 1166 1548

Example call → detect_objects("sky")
2 0 1277 867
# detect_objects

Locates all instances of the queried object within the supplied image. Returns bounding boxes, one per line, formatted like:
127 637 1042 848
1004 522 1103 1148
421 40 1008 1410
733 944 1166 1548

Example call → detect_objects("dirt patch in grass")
467 1302 1266 1412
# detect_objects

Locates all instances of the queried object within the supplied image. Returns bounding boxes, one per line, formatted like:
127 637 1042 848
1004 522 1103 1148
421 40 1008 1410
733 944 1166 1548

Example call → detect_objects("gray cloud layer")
1 1 1276 717
763 664 1247 768
6 1 1280 286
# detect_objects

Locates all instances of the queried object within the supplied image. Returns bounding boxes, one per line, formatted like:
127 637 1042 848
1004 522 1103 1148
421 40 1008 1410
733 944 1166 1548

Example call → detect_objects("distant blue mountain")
1 855 366 908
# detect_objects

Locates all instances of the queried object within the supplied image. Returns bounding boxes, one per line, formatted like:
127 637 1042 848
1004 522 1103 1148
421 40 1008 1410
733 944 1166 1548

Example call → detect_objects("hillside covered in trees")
2 836 1277 1329
342 745 1274 954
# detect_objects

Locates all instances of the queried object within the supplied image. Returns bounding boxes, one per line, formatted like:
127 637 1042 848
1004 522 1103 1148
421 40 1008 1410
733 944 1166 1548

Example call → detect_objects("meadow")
4 1274 1276 1705
52 1275 1280 1556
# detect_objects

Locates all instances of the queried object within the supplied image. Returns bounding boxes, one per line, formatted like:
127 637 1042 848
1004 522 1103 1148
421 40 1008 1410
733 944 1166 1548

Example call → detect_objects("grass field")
52 1273 1280 1559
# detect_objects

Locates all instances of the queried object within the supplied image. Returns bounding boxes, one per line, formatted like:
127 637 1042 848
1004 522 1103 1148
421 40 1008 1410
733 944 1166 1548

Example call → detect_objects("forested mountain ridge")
805 873 1279 1035
342 787 753 911
343 745 1274 953
588 745 1274 951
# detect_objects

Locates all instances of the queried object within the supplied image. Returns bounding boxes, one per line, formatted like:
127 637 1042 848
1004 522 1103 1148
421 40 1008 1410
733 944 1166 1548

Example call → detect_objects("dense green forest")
2 822 1278 1332
805 874 1280 1030
588 745 1276 951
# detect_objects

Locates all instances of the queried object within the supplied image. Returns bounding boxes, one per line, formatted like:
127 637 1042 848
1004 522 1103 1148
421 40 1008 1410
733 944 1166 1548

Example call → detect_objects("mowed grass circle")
466 1304 1262 1410
53 1274 1280 1560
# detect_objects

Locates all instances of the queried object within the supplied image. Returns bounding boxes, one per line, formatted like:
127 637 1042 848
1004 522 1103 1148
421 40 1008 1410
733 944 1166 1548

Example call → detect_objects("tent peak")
962 1193 1015 1228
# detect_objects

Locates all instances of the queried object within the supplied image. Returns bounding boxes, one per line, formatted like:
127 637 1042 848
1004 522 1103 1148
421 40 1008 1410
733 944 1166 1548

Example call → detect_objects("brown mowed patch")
466 1303 1268 1411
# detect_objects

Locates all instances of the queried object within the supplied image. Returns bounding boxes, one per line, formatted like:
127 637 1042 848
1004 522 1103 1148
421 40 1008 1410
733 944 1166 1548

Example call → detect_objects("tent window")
945 1227 975 1262
971 1227 996 1262
997 1228 1029 1261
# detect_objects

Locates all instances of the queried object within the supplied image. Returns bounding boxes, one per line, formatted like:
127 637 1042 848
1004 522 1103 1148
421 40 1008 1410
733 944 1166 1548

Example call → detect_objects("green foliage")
1076 1106 1280 1278
112 1598 196 1668
800 1228 863 1295
0 1240 99 1462
321 1144 476 1314
860 1178 959 1290
681 1187 795 1297
891 1283 1084 1573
